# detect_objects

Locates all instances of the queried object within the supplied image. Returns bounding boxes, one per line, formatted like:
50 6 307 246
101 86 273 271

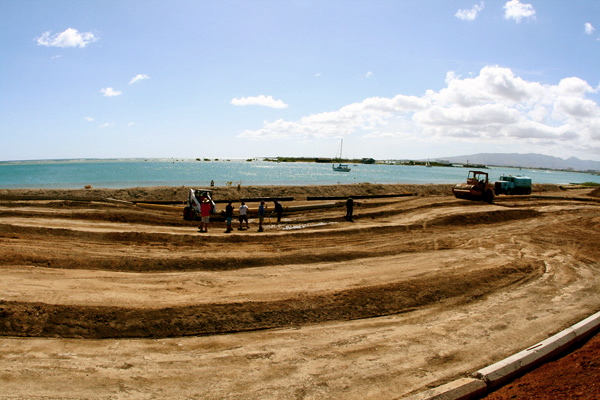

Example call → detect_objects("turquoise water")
1 159 599 189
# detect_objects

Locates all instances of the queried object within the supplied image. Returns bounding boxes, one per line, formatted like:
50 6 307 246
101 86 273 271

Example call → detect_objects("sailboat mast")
332 138 351 172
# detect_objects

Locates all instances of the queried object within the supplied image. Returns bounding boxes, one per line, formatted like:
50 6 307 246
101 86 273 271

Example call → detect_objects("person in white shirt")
238 201 249 230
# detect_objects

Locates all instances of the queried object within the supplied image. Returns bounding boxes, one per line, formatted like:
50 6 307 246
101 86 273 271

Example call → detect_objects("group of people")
199 197 354 233
220 200 284 233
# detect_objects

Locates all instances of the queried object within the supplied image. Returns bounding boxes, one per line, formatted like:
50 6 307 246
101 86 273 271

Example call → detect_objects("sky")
1 0 599 162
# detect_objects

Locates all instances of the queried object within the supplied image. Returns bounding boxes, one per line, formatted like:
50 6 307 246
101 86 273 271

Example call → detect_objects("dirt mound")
428 209 541 227
589 185 600 198
0 183 449 202
0 261 541 339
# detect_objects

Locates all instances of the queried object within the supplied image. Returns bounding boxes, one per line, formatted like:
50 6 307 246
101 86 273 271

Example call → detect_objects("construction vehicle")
494 175 532 195
183 189 216 221
452 170 495 203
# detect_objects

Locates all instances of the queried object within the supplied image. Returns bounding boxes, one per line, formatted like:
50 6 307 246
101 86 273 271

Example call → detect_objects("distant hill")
440 153 600 171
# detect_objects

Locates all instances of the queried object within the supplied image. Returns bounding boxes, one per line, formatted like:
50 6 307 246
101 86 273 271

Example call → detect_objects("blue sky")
1 0 599 161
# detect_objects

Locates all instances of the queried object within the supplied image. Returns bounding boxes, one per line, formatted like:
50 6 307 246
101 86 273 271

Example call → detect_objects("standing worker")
224 201 233 233
345 197 354 222
199 199 212 232
238 201 249 230
258 201 266 232
273 200 283 223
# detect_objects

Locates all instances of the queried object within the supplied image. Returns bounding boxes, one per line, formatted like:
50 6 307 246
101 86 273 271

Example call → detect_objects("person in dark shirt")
273 200 283 223
258 201 266 232
345 197 354 222
224 201 233 233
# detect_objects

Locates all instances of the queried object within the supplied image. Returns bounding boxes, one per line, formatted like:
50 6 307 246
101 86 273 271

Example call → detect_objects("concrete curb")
403 310 600 400
403 378 486 400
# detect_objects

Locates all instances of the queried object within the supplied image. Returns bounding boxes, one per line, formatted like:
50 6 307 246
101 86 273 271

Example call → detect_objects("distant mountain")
440 153 600 171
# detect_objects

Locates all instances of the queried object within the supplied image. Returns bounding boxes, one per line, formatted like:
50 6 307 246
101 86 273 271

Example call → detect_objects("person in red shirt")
199 199 212 233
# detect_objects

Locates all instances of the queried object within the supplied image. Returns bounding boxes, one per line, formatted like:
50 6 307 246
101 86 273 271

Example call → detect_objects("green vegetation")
265 157 376 164
394 160 454 167
265 157 318 163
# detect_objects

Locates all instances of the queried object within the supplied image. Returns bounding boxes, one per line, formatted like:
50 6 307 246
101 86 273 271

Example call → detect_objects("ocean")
1 158 599 189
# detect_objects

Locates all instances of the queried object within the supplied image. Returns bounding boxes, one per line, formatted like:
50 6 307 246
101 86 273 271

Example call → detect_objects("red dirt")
483 332 600 400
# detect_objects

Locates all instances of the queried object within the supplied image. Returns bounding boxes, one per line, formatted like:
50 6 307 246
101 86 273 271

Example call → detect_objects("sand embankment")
0 182 565 202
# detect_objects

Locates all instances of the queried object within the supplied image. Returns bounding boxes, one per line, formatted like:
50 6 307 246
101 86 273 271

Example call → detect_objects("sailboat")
332 139 351 172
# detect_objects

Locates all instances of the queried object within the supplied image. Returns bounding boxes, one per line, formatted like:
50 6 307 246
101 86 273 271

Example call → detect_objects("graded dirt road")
0 184 599 399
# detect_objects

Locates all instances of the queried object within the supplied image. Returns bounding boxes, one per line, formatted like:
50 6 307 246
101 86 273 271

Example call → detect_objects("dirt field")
1 183 599 399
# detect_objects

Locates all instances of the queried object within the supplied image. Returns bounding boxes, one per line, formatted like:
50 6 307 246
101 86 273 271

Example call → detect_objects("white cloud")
556 76 596 97
584 22 595 35
556 98 598 119
435 66 545 107
84 116 94 122
239 93 426 139
231 95 288 109
366 71 374 78
36 28 98 48
238 65 600 157
414 103 521 127
129 74 150 84
100 87 122 97
503 0 536 23
99 122 115 129
455 1 485 21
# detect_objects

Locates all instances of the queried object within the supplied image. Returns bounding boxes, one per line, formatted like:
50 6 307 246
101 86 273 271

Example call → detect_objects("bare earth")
0 183 599 399
482 331 600 400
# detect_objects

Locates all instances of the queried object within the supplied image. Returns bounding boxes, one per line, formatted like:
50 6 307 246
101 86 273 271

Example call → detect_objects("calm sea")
1 159 599 189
